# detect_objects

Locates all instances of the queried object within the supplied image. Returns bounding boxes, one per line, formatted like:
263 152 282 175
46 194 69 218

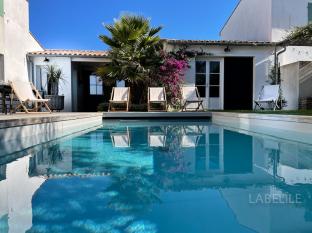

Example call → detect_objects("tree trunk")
128 81 147 105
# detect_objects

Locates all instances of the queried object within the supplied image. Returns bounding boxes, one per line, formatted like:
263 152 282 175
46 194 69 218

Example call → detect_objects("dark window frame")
195 61 207 98
89 75 103 96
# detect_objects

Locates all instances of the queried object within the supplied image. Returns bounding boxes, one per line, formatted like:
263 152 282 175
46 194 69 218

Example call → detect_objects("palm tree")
97 15 163 104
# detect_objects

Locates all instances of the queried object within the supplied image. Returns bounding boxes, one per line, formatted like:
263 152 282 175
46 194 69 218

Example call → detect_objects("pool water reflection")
1 120 312 233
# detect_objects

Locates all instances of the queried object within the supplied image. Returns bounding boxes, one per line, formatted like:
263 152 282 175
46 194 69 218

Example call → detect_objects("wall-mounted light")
224 46 231 52
44 57 50 63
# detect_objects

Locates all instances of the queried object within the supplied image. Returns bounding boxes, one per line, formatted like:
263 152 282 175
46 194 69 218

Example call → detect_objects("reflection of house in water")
154 125 254 176
0 156 46 233
28 143 73 177
221 135 312 233
253 136 312 185
1 124 312 233
152 125 312 233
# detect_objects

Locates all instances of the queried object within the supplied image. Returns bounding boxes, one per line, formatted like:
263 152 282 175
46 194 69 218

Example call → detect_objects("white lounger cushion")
181 135 200 148
111 134 130 148
257 85 279 102
182 87 199 101
112 87 129 101
149 135 166 147
149 87 165 102
11 80 48 102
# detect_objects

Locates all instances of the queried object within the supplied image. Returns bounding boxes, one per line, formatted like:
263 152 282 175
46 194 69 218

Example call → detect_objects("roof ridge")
219 0 243 35
163 39 275 46
28 50 110 58
43 49 107 52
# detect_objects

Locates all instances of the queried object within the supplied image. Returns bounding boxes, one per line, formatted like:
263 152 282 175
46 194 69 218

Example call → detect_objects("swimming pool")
1 120 312 233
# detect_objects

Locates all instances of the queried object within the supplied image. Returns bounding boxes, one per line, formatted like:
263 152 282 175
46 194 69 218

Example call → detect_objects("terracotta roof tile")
28 49 110 57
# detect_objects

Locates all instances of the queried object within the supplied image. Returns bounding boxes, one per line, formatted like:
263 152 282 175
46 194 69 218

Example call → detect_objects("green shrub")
97 103 109 112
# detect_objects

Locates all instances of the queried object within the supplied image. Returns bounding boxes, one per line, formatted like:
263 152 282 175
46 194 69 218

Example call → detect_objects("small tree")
267 65 287 109
97 15 163 104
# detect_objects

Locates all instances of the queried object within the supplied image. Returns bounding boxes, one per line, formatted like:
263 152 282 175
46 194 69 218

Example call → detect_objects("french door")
195 59 222 109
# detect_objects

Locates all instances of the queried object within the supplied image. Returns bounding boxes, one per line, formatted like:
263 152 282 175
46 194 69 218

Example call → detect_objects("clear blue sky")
29 0 239 50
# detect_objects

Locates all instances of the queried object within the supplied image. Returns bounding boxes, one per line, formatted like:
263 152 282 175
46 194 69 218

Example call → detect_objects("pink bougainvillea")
156 51 189 105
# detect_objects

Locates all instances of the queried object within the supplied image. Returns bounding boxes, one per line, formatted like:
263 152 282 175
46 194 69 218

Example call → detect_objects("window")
89 75 103 95
309 3 312 24
35 66 47 92
195 61 206 97
209 61 220 98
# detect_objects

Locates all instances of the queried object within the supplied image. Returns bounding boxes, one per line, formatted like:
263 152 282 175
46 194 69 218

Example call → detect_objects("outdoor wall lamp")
44 57 50 62
224 46 231 52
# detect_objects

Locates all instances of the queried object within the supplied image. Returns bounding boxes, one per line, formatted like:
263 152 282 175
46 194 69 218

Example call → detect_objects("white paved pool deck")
212 112 312 144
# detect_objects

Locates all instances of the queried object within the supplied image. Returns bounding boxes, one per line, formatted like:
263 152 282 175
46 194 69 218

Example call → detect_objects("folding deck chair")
254 85 280 111
109 87 130 112
148 126 167 147
148 87 167 112
111 127 131 148
9 80 51 113
181 86 204 112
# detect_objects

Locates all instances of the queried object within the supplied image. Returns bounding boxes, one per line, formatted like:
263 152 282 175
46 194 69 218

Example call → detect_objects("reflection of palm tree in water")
156 125 191 174
105 166 161 214
28 143 64 177
47 144 63 165
87 125 194 220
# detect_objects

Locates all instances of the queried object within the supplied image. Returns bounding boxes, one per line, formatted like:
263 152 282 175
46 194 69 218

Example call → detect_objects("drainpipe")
274 44 287 108
274 44 287 84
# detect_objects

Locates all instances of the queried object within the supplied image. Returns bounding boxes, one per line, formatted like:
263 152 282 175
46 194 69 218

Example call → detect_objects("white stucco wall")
167 44 274 110
271 0 312 42
220 0 272 41
279 46 312 66
222 0 312 42
31 57 72 111
2 0 43 82
0 16 4 55
280 62 299 110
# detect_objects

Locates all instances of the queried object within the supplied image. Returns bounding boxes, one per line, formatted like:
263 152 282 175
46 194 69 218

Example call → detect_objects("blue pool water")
1 120 312 233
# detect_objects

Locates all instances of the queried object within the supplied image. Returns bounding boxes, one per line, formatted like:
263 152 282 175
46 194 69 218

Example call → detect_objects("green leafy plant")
45 65 65 95
267 65 287 109
283 23 312 45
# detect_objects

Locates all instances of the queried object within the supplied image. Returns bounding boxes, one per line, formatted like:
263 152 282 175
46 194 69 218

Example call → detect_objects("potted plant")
45 65 65 111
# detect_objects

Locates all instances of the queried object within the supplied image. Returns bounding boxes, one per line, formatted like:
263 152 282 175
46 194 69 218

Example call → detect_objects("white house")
1 0 312 112
221 0 312 109
163 40 275 110
28 50 110 112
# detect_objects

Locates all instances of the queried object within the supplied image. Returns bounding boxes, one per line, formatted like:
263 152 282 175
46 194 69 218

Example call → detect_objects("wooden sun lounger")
181 86 204 112
109 87 130 112
148 87 167 112
254 85 280 111
9 80 51 113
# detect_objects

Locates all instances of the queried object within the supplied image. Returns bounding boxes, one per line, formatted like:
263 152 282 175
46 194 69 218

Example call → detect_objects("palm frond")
98 14 163 85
